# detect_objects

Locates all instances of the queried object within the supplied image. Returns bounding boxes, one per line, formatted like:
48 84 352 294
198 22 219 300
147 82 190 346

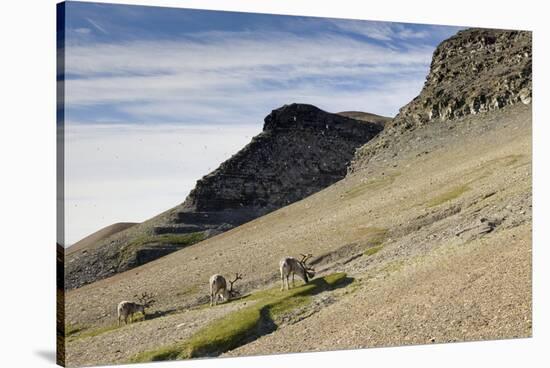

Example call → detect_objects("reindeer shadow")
255 276 353 335
227 274 355 353
304 274 354 295
144 307 178 321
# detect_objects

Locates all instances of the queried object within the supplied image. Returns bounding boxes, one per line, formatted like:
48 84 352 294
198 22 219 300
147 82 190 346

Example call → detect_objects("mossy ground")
117 232 205 266
67 323 120 342
342 172 400 200
176 284 201 298
134 233 205 247
67 312 149 342
364 245 384 257
426 185 470 207
65 324 85 337
361 227 387 246
423 154 526 209
131 273 350 362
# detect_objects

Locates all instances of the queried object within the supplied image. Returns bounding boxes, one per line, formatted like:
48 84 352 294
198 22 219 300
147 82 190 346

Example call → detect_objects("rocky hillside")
351 28 532 172
64 103 532 367
65 104 384 289
63 27 531 366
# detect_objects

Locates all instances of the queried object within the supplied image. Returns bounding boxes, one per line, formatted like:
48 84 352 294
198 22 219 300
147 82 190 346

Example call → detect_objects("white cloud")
65 31 434 120
74 28 91 35
66 32 431 78
328 20 432 41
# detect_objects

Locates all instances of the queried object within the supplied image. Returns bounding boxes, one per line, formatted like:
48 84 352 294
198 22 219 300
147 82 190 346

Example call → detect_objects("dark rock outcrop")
153 104 384 237
182 104 382 212
351 28 532 172
65 104 384 289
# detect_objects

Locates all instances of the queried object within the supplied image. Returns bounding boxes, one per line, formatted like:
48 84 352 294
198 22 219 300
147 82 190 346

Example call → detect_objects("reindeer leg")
292 273 295 288
210 292 214 306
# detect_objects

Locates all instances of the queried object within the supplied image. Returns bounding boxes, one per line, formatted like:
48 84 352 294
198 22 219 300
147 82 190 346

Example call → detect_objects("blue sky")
62 1 462 245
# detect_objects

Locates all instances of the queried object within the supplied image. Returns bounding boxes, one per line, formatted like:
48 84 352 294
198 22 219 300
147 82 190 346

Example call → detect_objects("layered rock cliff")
174 103 383 222
154 104 384 237
351 28 532 172
65 104 384 289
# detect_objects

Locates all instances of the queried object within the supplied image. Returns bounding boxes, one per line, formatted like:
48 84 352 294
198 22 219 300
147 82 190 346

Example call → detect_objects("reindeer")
117 292 156 326
279 253 316 291
209 273 243 306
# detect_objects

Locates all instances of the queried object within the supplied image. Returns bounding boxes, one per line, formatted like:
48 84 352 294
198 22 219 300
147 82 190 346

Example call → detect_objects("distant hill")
66 222 137 255
65 104 383 289
337 111 391 127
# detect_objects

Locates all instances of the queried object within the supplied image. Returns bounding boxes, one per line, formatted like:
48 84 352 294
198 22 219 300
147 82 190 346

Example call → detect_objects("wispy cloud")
74 27 91 35
85 17 108 34
328 20 432 41
65 31 436 123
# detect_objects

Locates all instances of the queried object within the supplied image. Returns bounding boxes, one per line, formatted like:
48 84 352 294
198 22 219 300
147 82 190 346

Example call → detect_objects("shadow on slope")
131 273 352 362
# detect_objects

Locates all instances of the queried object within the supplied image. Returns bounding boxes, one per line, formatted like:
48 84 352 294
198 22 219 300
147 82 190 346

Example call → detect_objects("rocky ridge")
351 28 532 172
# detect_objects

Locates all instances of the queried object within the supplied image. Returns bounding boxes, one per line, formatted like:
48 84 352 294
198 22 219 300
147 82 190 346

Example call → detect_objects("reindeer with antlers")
279 253 316 291
209 273 243 306
117 292 156 326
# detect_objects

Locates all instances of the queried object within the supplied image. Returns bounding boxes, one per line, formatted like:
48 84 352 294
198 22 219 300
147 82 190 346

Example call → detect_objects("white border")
1 1 548 367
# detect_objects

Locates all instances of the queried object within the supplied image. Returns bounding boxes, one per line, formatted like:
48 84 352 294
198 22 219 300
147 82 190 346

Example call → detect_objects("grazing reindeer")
117 292 156 326
280 253 316 291
209 273 243 306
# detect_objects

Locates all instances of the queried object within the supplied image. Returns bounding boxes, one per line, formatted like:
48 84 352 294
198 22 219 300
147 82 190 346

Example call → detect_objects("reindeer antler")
136 292 156 308
299 253 313 265
228 273 243 293
299 253 315 272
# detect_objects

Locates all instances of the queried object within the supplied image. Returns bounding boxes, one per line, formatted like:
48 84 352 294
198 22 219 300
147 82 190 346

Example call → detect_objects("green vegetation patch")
461 154 526 185
118 232 205 265
129 232 205 248
364 245 384 257
426 184 470 207
484 154 524 168
67 323 120 342
65 324 86 337
361 227 387 247
336 226 387 247
131 273 350 363
176 284 201 298
342 172 400 200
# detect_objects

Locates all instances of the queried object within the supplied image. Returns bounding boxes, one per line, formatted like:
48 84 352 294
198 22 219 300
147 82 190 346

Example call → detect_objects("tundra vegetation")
131 273 349 362
63 28 531 367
